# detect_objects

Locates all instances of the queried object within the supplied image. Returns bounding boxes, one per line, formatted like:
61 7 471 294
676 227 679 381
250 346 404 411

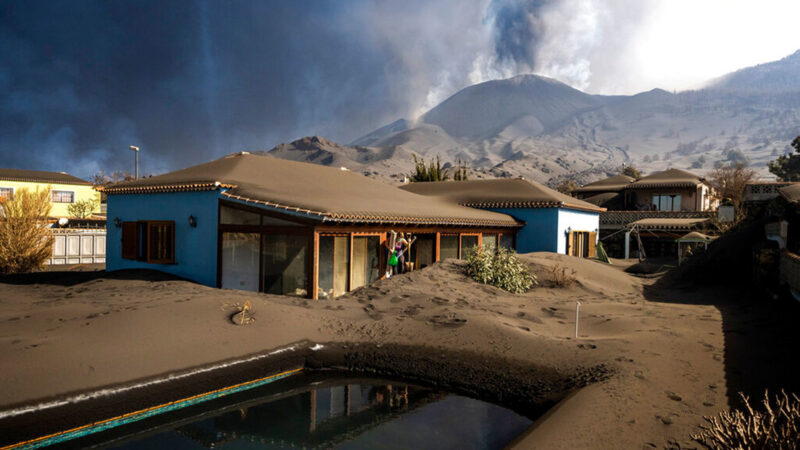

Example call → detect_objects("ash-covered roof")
102 153 520 227
628 169 707 190
399 178 604 213
779 183 800 204
0 168 92 186
629 217 710 230
573 174 635 193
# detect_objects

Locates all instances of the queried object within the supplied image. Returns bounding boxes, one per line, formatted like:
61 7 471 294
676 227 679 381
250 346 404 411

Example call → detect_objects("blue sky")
1 0 798 178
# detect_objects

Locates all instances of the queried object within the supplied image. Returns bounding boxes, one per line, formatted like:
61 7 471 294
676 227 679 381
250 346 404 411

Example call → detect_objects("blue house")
103 153 522 299
401 179 604 257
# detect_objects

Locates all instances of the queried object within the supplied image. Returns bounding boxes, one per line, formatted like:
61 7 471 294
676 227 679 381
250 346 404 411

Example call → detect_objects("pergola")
622 217 711 260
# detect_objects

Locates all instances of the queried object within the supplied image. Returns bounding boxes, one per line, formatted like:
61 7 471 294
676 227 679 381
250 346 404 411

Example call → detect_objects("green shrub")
464 246 536 293
692 390 800 449
67 199 99 218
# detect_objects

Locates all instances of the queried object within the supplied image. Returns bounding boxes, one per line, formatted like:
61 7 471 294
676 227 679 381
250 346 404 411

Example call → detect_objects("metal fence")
48 228 106 265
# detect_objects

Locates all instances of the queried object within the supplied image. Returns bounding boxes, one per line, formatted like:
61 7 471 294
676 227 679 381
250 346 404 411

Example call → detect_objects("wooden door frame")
459 233 481 259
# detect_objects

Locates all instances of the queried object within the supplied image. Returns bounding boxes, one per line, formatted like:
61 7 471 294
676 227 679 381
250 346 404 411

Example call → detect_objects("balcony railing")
744 182 798 203
600 210 717 229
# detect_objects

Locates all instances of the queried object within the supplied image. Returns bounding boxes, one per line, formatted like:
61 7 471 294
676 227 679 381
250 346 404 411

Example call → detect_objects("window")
318 235 349 299
567 231 597 258
51 190 75 203
220 205 260 225
0 187 13 201
482 234 498 252
262 234 308 296
352 236 381 290
121 221 175 264
499 234 514 251
460 235 479 258
440 235 459 260
652 194 681 211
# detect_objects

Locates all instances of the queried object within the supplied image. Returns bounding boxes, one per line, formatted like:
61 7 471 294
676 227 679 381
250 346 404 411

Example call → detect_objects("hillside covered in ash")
264 51 800 185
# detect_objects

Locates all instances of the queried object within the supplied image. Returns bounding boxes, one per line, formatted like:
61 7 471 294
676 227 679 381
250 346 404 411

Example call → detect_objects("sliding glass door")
221 232 260 292
262 234 308 297
318 235 350 299
352 235 381 290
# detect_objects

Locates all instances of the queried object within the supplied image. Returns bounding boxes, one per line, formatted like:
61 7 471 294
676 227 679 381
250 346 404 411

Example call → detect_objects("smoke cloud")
1 0 798 177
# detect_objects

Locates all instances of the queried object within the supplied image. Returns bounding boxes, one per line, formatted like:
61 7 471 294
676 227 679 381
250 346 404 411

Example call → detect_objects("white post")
575 302 581 339
624 230 631 259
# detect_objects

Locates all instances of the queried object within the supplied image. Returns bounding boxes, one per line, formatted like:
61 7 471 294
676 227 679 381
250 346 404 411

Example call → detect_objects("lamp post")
130 145 140 179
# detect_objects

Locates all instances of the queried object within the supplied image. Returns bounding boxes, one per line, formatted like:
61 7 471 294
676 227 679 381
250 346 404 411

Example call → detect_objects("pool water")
79 375 533 449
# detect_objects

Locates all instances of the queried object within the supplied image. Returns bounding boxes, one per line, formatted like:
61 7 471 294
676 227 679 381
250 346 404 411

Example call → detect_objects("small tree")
409 155 449 182
0 188 54 274
453 159 469 181
621 165 642 179
554 179 579 195
709 162 756 221
67 199 99 218
768 135 800 181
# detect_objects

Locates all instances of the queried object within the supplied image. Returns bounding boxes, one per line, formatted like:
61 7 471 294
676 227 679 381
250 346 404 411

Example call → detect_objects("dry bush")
548 263 577 287
692 390 800 449
0 188 54 274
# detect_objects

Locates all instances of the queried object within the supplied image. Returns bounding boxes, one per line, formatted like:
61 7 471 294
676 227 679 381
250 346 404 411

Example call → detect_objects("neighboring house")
103 153 521 299
572 174 634 209
575 168 718 258
0 168 101 218
400 179 605 258
623 168 718 212
743 181 799 204
0 168 106 266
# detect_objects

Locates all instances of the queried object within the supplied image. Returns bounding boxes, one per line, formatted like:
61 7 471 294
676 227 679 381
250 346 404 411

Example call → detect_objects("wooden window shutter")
567 231 574 256
122 222 137 260
588 232 597 258
146 221 175 264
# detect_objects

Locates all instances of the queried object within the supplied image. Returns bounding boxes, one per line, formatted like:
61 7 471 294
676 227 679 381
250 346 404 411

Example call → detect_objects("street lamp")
130 145 140 179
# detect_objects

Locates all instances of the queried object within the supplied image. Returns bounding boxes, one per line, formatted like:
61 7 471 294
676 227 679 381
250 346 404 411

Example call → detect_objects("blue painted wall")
490 207 560 253
489 207 599 254
106 190 220 286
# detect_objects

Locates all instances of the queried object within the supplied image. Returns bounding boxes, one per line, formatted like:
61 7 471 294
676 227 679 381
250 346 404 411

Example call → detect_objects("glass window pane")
414 235 435 269
318 235 349 298
460 235 479 259
262 215 302 226
440 235 459 260
262 234 307 297
352 236 381 290
220 205 260 225
221 232 260 292
673 195 682 211
499 234 514 250
482 234 497 252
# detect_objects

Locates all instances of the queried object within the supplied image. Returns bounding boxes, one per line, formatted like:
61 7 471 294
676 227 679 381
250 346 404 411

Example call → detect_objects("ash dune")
0 252 777 448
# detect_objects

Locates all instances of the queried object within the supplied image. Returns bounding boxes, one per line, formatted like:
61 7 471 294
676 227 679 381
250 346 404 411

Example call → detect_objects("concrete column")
624 230 631 259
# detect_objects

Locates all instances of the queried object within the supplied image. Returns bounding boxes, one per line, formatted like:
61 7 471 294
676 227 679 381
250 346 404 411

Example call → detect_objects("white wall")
556 209 600 254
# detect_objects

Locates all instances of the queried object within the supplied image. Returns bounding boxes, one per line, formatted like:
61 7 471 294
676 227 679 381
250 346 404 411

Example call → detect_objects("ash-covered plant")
548 263 577 287
692 390 800 449
464 246 536 293
0 188 54 274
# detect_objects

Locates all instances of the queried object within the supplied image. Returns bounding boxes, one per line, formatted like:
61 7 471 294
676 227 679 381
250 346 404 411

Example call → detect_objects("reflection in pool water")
101 377 533 449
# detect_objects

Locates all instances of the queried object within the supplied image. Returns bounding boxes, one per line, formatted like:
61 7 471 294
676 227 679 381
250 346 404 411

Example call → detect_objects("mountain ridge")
265 50 800 185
